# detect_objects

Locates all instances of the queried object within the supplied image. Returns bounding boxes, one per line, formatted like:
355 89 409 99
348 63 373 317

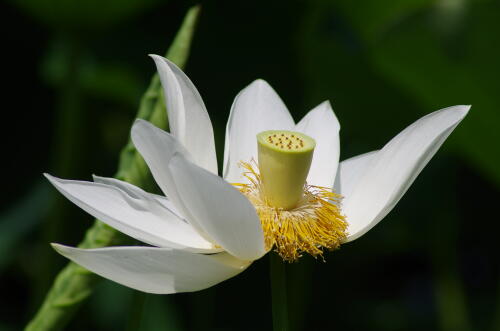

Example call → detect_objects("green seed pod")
257 130 316 210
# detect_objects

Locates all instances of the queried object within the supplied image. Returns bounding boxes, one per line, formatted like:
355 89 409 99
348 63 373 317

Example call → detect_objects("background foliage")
1 0 499 330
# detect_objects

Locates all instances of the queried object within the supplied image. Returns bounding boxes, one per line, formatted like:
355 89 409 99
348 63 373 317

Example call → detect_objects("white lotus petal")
92 175 183 219
169 154 266 261
52 244 250 294
333 151 378 198
344 105 470 241
223 79 295 183
45 174 217 253
131 119 214 243
150 54 217 174
295 101 340 187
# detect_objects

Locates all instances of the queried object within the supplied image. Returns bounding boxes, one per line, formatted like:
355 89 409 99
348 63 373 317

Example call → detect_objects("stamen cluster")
234 162 348 261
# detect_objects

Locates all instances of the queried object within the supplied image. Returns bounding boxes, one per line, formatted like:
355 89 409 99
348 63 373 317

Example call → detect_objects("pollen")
234 162 348 262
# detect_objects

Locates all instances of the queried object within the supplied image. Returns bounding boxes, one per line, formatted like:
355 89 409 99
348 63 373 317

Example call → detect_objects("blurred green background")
1 0 499 330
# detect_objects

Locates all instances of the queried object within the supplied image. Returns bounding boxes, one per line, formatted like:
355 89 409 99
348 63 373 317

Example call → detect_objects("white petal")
344 105 470 241
150 54 217 174
52 244 250 294
169 154 266 261
92 175 183 219
223 79 295 183
333 151 378 198
45 174 217 253
131 119 214 243
295 101 340 187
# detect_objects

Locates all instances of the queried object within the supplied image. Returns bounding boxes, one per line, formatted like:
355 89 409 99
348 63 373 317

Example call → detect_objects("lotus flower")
45 54 469 294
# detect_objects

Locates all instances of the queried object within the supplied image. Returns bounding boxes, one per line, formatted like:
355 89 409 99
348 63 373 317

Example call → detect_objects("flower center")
233 130 348 262
257 130 315 210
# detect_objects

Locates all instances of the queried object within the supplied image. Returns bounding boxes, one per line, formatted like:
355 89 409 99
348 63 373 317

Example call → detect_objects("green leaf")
333 0 435 42
297 0 500 185
367 1 500 185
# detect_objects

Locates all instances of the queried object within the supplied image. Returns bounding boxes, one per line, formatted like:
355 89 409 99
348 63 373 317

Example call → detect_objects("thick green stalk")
25 6 201 331
270 253 289 331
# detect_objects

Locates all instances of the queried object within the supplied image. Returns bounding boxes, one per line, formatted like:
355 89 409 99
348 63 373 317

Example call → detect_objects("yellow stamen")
234 162 348 262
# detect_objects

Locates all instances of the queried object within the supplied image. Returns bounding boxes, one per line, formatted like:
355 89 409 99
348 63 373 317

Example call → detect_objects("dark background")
1 0 499 330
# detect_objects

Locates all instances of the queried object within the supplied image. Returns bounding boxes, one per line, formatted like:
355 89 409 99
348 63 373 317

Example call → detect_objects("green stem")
125 292 146 331
428 166 471 331
492 276 500 331
24 6 201 331
270 253 289 331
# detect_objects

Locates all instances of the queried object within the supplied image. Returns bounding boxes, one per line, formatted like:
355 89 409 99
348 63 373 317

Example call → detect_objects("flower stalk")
25 6 201 331
270 253 289 331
